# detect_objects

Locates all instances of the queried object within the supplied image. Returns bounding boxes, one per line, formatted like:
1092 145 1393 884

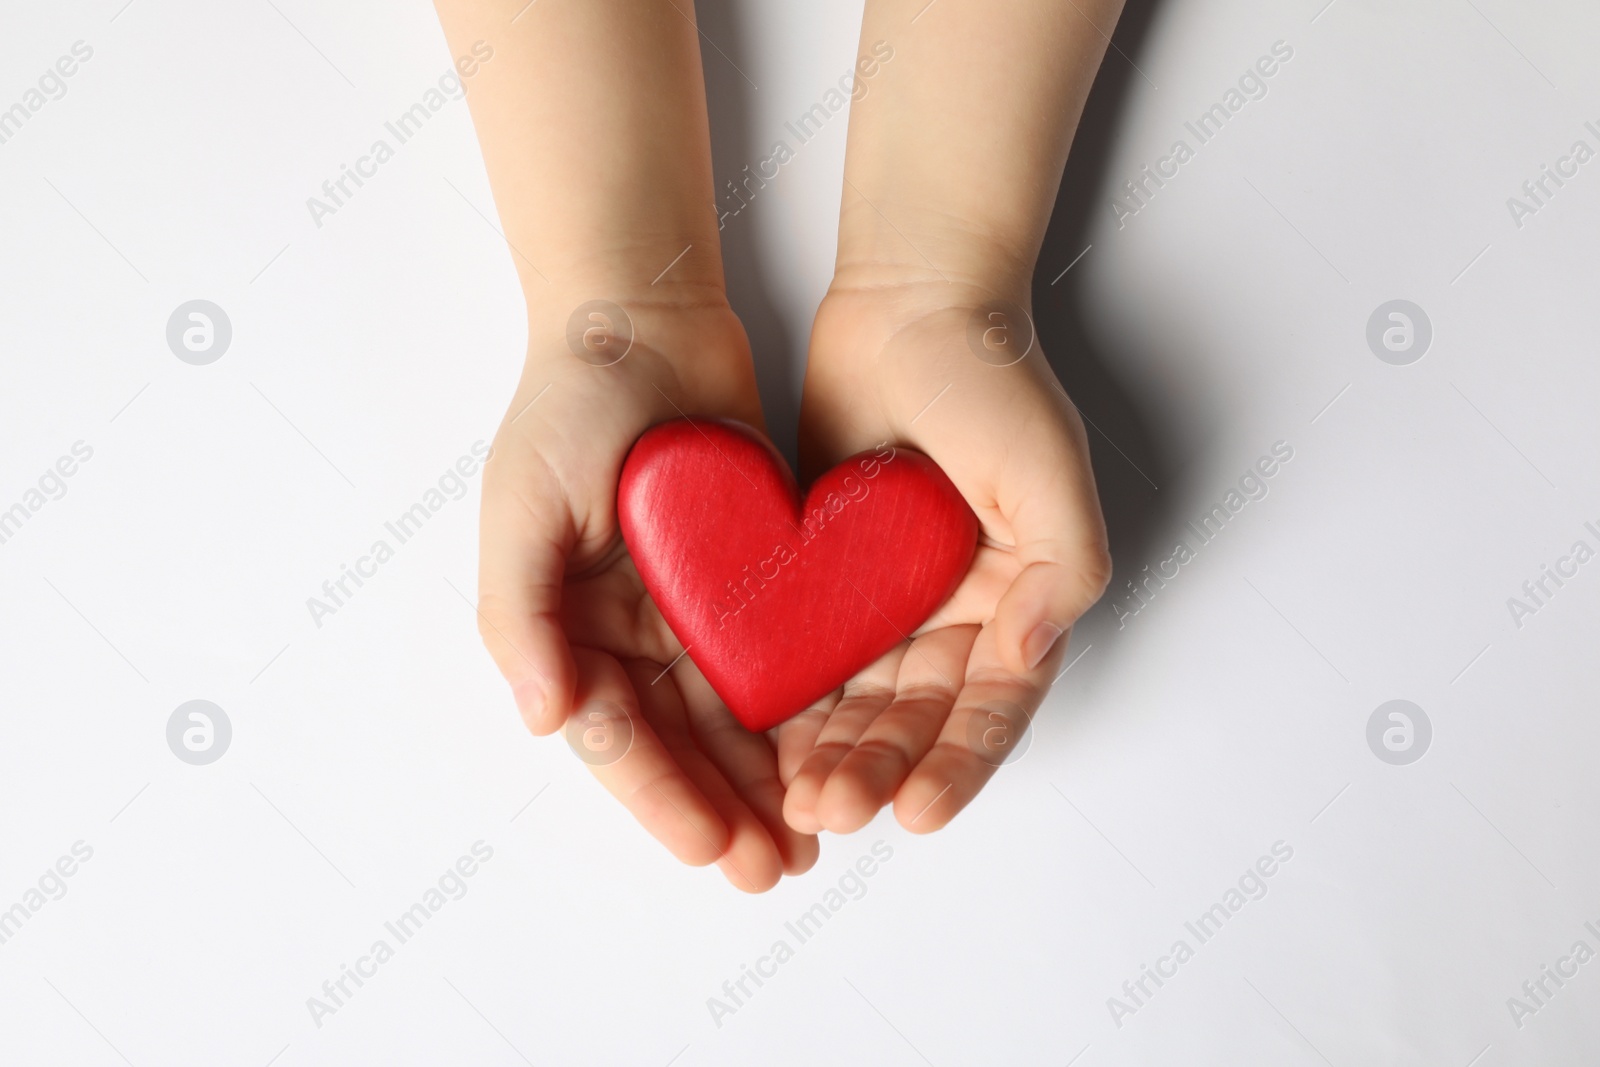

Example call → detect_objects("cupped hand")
779 281 1111 836
477 290 817 891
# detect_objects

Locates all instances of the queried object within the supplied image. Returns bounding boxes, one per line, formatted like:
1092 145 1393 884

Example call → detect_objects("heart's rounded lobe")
618 418 978 731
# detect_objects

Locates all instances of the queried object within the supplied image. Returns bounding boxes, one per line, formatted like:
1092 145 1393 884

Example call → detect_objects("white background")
2 0 1598 1064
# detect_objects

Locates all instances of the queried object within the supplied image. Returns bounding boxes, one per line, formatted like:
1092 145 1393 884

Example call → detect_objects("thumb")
990 420 1111 674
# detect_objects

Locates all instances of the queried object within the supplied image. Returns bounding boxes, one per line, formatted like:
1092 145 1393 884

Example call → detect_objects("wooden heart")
617 418 978 731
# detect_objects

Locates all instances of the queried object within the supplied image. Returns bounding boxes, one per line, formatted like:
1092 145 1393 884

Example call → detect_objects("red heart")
618 418 978 732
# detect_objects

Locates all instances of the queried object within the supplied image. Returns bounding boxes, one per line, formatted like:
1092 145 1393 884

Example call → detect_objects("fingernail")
1023 622 1064 671
512 679 547 726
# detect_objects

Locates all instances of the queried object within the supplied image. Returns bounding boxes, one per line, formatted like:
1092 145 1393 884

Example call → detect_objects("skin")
780 0 1120 836
434 0 1119 890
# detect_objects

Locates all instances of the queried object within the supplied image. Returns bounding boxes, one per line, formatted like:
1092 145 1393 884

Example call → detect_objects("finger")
990 405 1111 675
617 659 785 891
672 663 819 879
781 647 903 834
815 625 977 834
477 446 578 735
561 550 819 877
893 623 1062 833
774 699 836 787
570 648 729 866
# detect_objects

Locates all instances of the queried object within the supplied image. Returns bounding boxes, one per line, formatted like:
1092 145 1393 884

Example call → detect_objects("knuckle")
1080 544 1114 601
471 594 519 648
890 681 956 705
850 739 914 775
840 679 896 703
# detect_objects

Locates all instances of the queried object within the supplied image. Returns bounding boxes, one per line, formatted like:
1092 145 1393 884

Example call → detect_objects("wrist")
521 231 741 368
521 279 760 425
521 235 728 323
832 195 1037 308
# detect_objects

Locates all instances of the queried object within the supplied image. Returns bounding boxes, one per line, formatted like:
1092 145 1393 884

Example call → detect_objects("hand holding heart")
775 282 1110 837
477 296 822 893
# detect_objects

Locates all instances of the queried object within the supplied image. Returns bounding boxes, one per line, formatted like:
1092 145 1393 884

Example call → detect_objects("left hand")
778 280 1112 835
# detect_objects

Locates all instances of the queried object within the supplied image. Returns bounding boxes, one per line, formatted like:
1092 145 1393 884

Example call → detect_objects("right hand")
476 288 818 891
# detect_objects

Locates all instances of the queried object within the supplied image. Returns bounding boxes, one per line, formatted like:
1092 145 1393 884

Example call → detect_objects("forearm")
836 0 1124 300
434 0 727 318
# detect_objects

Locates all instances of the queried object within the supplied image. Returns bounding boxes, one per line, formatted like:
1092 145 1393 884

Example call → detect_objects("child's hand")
776 0 1122 835
479 293 818 891
434 0 821 889
778 280 1111 835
